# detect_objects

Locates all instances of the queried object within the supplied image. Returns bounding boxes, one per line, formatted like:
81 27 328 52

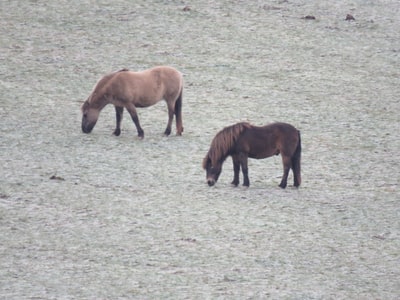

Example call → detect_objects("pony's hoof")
137 130 144 139
164 128 171 136
113 129 121 136
279 183 287 189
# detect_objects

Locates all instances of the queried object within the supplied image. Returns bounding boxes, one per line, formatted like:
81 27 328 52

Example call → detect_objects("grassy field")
1 0 399 298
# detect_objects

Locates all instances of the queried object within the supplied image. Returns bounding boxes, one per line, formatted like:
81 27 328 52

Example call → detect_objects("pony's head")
81 99 100 133
202 155 222 186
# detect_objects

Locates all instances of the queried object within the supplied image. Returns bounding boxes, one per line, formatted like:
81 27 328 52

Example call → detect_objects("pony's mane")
87 69 129 104
206 122 251 166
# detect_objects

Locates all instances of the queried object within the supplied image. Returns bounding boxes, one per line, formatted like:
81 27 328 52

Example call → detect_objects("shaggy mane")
205 122 251 167
87 69 128 104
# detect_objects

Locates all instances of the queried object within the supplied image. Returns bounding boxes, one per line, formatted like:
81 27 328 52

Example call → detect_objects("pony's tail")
291 130 301 187
174 86 184 135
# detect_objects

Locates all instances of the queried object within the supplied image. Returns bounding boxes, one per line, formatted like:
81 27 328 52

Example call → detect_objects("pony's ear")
76 99 84 110
80 99 89 111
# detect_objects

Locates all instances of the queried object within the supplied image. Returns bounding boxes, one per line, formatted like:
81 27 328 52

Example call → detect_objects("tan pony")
81 66 184 138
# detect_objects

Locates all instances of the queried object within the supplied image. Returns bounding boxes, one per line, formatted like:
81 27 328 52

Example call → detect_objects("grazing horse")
203 122 301 188
81 66 184 138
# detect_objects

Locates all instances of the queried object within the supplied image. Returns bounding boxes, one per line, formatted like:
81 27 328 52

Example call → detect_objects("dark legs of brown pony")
231 155 240 186
113 106 123 136
291 131 302 187
232 153 250 187
279 155 292 188
280 131 302 188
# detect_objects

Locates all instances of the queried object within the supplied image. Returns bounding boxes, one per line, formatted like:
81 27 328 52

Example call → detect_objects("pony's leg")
113 106 123 136
231 155 240 186
164 102 174 136
125 104 144 138
239 153 250 187
292 162 301 187
279 155 292 189
174 90 184 135
291 135 301 187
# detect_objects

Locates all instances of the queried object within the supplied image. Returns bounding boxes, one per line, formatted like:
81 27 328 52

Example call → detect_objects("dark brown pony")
81 66 183 138
203 122 301 188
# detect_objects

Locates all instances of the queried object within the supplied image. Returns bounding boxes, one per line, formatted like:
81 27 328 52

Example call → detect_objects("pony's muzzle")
207 179 215 186
81 121 95 134
81 125 92 134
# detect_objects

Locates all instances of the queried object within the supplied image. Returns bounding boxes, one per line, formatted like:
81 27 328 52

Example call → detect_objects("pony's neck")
210 143 231 167
209 123 250 166
89 92 108 110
